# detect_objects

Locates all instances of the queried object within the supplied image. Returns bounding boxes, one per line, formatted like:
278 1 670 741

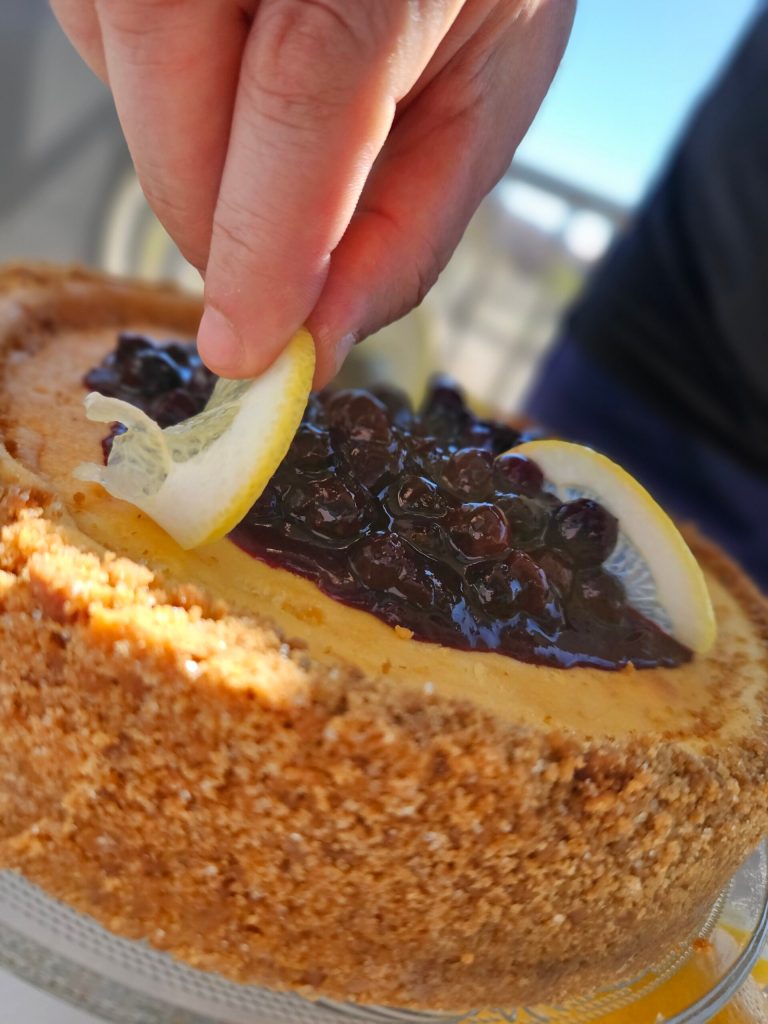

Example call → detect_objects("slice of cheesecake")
0 264 766 1012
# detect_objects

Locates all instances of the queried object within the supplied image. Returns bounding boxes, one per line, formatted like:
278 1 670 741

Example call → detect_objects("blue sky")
516 0 761 206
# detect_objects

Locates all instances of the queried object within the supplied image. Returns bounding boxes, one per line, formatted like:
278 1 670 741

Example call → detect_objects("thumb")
197 0 460 379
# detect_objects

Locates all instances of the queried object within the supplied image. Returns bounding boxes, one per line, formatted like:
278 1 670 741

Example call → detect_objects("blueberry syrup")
84 334 691 670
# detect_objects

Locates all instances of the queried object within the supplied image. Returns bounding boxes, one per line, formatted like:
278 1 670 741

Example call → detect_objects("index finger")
197 0 461 379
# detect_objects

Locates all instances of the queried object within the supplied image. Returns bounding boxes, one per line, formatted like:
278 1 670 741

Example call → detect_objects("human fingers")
308 0 576 386
197 0 464 378
93 0 253 269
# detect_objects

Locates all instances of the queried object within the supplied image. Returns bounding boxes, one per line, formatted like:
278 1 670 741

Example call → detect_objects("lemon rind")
195 330 315 547
77 329 315 550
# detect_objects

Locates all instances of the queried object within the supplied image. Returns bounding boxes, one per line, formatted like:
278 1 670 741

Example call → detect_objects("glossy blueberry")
550 498 619 566
292 424 334 468
342 440 405 490
498 495 548 549
285 476 370 540
398 518 446 559
441 448 494 500
351 533 406 590
408 436 447 478
467 551 549 617
447 503 510 559
115 332 152 364
494 453 544 496
352 534 444 608
101 422 126 460
122 349 187 394
327 389 392 444
420 376 468 438
391 474 446 517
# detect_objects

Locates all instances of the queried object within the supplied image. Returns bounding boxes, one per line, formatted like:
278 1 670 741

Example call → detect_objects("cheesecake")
0 263 766 1011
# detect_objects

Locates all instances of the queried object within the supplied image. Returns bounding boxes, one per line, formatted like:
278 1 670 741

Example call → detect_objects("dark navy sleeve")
567 5 768 477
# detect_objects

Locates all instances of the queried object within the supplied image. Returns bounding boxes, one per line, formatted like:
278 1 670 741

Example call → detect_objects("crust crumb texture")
0 264 766 1012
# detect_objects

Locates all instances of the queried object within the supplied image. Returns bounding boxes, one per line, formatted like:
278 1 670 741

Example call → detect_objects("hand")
52 0 574 385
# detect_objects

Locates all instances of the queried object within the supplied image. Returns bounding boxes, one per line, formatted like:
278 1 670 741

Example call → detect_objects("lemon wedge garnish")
514 440 716 654
75 329 315 549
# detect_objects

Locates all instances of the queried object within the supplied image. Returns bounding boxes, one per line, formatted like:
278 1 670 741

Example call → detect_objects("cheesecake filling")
84 333 690 671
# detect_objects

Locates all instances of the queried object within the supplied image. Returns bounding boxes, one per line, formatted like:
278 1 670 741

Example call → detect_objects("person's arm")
52 0 574 385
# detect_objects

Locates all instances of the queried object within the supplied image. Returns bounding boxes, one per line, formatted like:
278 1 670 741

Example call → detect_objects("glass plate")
0 841 765 1024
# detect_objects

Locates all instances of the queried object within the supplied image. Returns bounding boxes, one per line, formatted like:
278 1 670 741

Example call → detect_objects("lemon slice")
75 329 315 549
514 440 716 654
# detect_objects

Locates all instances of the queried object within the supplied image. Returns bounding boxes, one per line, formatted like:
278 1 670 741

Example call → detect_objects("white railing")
430 161 630 412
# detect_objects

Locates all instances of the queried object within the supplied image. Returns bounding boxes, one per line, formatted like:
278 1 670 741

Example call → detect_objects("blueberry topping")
421 376 469 439
84 335 690 670
292 424 334 469
494 452 544 496
369 384 414 428
468 551 549 617
352 534 446 609
328 390 392 444
447 502 510 560
498 495 548 550
441 448 494 499
84 330 214 455
550 498 619 566
114 332 152 364
285 476 370 542
390 474 446 518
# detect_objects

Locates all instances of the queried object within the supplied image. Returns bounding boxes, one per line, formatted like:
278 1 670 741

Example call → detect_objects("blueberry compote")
85 333 691 670
84 332 217 458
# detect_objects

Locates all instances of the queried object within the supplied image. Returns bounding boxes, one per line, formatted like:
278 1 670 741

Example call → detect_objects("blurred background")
0 0 759 412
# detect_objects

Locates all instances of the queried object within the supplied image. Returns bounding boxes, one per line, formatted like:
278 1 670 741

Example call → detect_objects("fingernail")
334 332 357 375
198 305 243 376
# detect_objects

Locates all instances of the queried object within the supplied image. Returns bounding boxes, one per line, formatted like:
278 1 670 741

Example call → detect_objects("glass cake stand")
0 842 766 1024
